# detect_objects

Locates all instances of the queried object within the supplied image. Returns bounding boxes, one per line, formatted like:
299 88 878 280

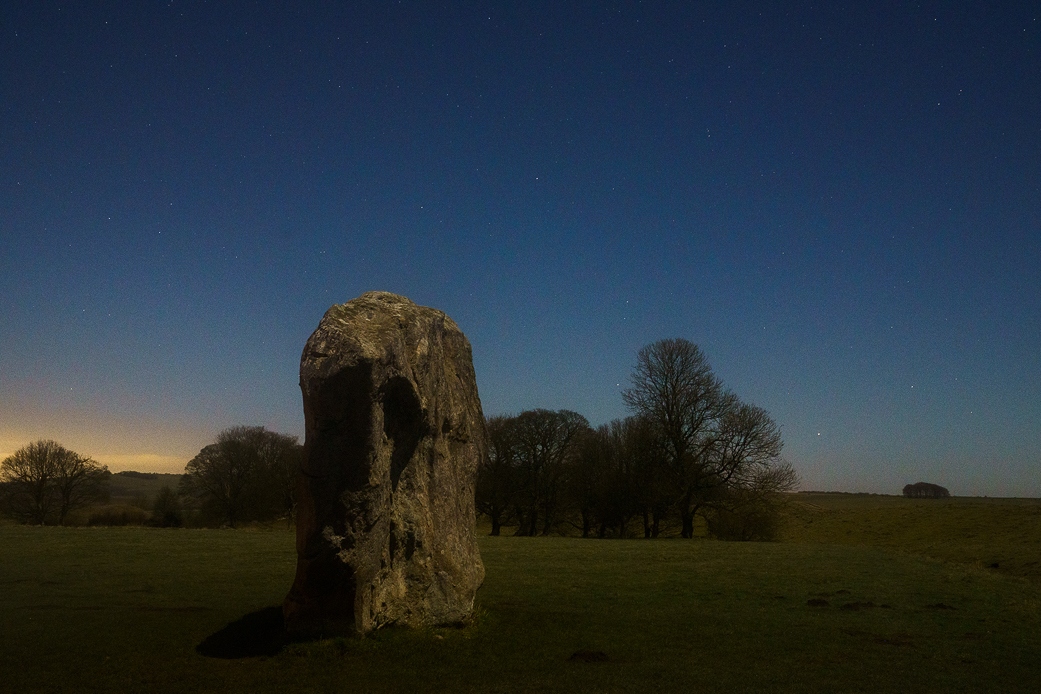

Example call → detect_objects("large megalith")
283 291 486 636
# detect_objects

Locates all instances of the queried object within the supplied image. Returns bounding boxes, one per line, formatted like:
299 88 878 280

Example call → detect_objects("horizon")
2 436 1036 500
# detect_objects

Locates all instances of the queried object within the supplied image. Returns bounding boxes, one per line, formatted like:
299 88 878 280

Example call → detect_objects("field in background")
106 471 183 505
61 471 186 527
2 496 1040 693
782 493 1041 583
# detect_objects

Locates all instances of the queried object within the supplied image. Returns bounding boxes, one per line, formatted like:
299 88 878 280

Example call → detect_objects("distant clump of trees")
477 339 799 541
903 482 951 499
117 470 158 480
0 440 110 525
178 425 302 527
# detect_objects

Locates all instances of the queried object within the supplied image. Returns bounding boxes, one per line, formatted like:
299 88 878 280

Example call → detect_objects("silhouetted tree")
700 400 795 539
627 415 674 538
623 339 797 539
477 409 590 536
569 424 613 537
511 409 590 536
0 440 109 525
476 415 520 535
622 339 729 537
254 431 303 524
150 485 183 527
570 418 654 538
179 426 301 527
52 450 111 525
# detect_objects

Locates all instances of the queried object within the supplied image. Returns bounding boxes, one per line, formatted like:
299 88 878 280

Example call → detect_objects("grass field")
783 493 1041 583
1 496 1039 693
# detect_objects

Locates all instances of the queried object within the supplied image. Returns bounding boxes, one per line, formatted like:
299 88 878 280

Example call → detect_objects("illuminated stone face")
283 292 486 636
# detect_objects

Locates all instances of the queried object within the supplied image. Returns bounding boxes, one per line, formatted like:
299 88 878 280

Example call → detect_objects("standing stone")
283 292 486 635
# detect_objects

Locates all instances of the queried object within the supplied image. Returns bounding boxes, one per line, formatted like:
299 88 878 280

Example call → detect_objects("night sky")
2 2 1038 496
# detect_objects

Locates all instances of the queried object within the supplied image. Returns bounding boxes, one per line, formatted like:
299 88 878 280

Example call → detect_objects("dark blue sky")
2 2 1039 495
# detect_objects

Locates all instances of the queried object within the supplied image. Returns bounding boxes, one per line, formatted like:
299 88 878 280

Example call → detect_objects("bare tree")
1 440 60 524
623 339 728 538
623 339 797 539
522 409 589 536
569 424 613 537
570 418 656 538
476 415 520 536
705 400 789 502
0 440 108 525
626 415 674 538
252 428 303 523
51 448 110 525
179 426 300 527
483 409 590 536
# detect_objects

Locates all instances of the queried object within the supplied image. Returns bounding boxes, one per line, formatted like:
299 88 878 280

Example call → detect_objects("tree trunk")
681 509 694 539
525 505 539 536
680 488 695 538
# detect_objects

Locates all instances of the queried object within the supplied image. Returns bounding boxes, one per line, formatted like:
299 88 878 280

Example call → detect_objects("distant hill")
109 471 183 506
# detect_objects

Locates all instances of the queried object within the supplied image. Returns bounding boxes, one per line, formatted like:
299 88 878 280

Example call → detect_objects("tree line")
3 339 796 536
477 339 798 540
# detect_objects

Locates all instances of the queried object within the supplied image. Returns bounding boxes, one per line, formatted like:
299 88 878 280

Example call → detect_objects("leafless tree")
570 417 662 538
513 409 590 536
52 447 110 525
623 339 728 537
0 440 108 525
623 339 797 538
179 426 300 527
476 415 521 536
569 423 615 537
706 400 790 499
477 409 590 536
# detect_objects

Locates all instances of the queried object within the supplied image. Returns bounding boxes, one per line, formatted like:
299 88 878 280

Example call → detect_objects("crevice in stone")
382 376 426 490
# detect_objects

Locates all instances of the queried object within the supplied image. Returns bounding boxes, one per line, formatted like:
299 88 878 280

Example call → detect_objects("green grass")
1 502 1040 693
783 493 1041 582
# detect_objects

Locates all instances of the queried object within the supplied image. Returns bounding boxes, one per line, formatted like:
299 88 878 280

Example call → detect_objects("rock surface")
283 292 486 635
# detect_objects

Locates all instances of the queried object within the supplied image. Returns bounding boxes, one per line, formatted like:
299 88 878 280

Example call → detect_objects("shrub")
150 486 183 527
87 504 150 526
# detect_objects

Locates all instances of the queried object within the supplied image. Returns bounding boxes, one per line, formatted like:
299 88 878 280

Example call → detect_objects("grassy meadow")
783 493 1041 583
1 496 1040 693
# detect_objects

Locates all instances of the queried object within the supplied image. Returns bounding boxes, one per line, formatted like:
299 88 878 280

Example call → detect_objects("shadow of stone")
196 606 290 658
